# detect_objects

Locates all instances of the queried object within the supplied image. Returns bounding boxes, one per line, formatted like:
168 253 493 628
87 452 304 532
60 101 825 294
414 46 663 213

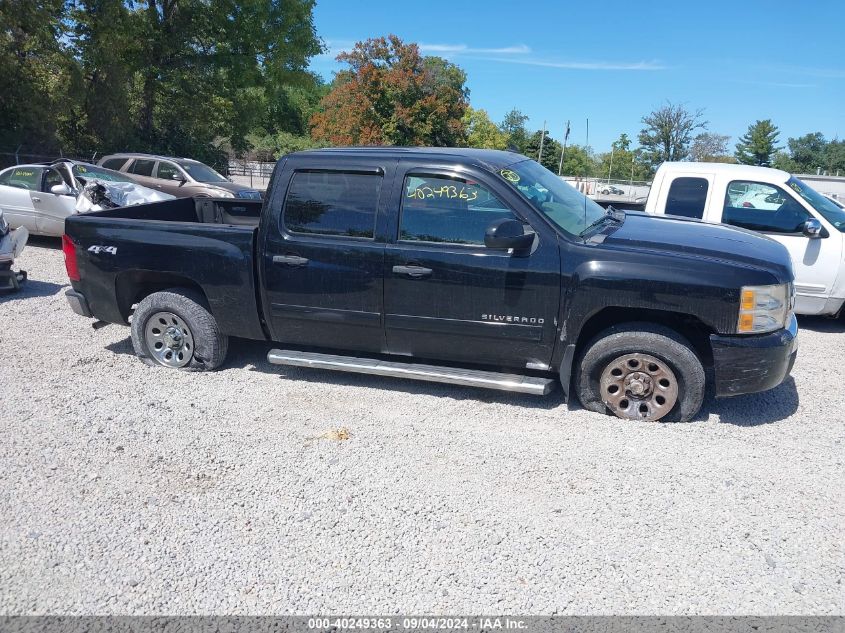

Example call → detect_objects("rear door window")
101 158 128 171
128 159 156 177
282 170 381 238
666 177 709 219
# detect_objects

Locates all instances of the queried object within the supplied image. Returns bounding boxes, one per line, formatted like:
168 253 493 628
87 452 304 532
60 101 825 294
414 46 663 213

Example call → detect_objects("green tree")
689 132 731 162
0 0 325 162
735 119 780 166
825 140 845 174
523 130 561 172
638 101 706 168
559 144 598 177
462 107 508 149
612 133 631 151
311 35 468 146
786 132 826 172
597 135 651 181
0 0 71 151
499 108 529 152
130 0 322 156
246 130 324 160
63 0 137 152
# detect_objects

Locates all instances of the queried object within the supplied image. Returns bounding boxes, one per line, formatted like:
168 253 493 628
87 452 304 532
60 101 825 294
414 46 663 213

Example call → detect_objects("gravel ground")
1 240 843 615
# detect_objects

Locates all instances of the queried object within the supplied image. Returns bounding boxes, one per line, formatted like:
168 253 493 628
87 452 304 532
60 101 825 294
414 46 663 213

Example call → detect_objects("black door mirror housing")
802 218 823 238
484 218 535 254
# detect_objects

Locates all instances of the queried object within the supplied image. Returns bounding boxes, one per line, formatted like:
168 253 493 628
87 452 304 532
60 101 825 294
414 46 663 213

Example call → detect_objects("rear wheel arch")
114 270 209 322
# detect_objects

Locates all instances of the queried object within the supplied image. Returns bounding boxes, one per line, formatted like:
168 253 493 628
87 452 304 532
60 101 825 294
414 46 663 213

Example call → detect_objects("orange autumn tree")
311 35 469 146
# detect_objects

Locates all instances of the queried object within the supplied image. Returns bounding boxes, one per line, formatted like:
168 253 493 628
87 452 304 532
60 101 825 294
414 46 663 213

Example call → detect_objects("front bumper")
710 313 798 397
65 289 93 318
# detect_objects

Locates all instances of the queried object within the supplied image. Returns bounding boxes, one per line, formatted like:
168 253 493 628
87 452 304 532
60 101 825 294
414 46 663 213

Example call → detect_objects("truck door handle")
273 254 309 267
392 264 432 279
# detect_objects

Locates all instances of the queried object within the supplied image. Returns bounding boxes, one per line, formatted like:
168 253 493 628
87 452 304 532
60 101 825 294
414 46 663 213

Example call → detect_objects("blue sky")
309 0 845 152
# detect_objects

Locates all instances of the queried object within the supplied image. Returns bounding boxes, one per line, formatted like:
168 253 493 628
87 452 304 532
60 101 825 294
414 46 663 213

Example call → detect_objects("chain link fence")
0 149 106 170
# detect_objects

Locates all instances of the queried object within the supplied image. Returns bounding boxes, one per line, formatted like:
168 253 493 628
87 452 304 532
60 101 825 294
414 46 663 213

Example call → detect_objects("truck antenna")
584 117 589 231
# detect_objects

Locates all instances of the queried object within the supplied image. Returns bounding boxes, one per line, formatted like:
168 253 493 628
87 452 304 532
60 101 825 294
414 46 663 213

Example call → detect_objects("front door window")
723 181 810 234
43 168 65 193
156 161 183 182
400 174 519 245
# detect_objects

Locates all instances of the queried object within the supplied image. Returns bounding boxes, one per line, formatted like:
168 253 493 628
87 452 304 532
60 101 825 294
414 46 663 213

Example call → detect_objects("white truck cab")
645 162 845 316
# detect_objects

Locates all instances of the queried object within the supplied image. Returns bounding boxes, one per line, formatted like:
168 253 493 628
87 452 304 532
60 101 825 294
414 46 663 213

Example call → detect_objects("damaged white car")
0 159 174 237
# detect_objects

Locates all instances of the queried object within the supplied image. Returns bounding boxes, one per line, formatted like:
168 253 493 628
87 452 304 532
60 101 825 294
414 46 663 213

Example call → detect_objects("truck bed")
88 196 263 225
64 197 267 340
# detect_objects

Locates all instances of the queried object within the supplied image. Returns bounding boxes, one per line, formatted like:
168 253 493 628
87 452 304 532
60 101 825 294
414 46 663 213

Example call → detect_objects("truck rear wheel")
575 323 705 422
130 288 228 371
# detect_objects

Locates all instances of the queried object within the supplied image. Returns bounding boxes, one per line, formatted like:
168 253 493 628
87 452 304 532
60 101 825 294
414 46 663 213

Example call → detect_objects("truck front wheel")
130 288 228 371
575 323 705 422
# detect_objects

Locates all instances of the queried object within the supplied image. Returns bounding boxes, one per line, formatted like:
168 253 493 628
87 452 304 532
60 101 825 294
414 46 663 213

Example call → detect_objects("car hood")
599 211 793 282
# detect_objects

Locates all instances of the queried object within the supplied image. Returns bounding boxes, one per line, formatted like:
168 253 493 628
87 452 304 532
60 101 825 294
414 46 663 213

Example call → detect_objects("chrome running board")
267 349 555 395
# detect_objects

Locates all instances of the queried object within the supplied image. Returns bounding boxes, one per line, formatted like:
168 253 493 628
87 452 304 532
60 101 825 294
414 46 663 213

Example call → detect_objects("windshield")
498 159 607 237
787 176 845 232
179 161 227 183
72 164 132 183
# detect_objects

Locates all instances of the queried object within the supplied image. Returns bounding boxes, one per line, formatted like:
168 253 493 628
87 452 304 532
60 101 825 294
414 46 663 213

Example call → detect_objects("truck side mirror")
802 219 823 238
484 218 535 254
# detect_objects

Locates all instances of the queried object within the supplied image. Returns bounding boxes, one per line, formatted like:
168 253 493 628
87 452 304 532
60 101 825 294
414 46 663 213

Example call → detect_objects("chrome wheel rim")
144 311 194 368
600 353 679 421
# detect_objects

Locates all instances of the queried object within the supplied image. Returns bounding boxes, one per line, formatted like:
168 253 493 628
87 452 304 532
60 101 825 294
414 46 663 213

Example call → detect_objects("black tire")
574 322 705 422
130 287 228 371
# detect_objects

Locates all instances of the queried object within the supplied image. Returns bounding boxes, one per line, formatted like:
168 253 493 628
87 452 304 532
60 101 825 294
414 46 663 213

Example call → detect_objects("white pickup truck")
643 162 845 317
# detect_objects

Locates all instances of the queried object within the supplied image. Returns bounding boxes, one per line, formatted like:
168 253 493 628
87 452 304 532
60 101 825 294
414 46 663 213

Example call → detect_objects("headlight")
737 283 789 334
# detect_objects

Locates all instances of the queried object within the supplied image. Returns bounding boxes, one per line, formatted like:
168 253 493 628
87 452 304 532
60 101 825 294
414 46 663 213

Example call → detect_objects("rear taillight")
62 234 80 281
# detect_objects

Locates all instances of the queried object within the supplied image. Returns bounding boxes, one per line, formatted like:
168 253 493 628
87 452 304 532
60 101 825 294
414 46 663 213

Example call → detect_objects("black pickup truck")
63 147 797 422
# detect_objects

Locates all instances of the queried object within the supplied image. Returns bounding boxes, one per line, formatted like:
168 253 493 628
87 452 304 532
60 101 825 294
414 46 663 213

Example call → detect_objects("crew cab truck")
643 162 845 317
62 148 797 422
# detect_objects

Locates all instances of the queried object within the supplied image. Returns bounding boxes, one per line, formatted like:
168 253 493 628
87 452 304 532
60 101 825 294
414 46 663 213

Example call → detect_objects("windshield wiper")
580 205 625 237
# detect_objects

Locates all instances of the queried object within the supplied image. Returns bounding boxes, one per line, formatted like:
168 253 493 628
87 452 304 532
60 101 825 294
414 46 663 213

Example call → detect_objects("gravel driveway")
1 241 843 615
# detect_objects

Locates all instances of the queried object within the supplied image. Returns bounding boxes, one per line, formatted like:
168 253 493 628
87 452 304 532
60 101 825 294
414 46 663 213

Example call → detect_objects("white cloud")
487 57 667 71
772 64 845 79
418 43 531 55
315 39 664 72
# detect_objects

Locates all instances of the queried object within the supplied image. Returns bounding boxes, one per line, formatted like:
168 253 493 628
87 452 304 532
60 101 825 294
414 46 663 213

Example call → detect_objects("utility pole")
558 120 570 176
607 146 614 184
538 120 547 164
